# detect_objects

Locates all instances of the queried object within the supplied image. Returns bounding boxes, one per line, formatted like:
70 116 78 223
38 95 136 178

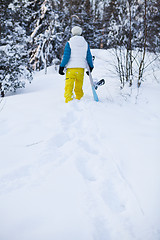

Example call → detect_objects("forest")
0 0 160 96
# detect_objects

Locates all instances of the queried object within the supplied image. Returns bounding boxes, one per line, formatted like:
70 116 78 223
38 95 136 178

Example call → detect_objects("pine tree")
92 0 108 49
0 0 32 96
66 0 94 47
146 0 160 52
30 0 69 72
80 0 94 47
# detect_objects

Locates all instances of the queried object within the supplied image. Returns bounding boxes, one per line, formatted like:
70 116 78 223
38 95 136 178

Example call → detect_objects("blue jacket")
60 40 94 69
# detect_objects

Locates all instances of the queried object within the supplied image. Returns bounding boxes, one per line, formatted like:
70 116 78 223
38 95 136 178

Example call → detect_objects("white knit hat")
71 26 82 36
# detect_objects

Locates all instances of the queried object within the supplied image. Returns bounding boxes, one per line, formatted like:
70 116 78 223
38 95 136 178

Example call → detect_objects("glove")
86 66 93 76
59 66 65 75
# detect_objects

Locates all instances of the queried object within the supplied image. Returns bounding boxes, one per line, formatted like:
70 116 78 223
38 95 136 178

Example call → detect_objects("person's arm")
60 42 71 67
86 44 94 70
59 42 71 75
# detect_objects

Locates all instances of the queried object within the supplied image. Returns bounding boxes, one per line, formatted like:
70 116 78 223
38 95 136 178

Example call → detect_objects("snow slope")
0 49 160 240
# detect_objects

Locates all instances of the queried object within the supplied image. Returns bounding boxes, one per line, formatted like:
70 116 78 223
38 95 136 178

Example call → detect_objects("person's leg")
74 68 84 100
64 69 75 103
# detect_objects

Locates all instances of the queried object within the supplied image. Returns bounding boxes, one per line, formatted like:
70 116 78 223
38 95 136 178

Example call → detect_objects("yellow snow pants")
64 68 84 103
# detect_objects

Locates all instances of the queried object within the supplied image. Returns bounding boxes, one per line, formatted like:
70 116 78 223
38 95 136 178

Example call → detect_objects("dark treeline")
0 0 159 96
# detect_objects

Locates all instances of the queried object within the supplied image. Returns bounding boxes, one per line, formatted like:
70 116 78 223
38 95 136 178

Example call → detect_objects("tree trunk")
0 83 4 97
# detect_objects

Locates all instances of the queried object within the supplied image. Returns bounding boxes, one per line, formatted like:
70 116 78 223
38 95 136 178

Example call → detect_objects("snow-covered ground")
0 49 160 240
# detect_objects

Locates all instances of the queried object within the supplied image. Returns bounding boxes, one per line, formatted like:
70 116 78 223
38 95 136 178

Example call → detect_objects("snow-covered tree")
106 0 149 88
92 0 110 49
62 0 94 47
80 0 94 46
30 0 69 72
146 0 160 52
0 0 32 96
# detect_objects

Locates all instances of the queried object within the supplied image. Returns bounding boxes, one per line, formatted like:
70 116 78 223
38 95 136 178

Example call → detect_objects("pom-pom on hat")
71 26 82 36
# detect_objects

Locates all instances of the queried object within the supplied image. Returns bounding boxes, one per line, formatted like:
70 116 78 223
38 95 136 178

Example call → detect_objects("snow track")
0 49 160 240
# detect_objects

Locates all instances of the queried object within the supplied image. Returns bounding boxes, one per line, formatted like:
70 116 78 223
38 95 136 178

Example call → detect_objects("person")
59 26 94 103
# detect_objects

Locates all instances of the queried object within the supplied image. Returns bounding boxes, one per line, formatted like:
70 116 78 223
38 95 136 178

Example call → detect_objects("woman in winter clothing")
59 26 94 103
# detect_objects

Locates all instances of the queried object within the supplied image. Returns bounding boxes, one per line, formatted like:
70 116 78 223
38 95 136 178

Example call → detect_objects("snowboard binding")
94 79 105 90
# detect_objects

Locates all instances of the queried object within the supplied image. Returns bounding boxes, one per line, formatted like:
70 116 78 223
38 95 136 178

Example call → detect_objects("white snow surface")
0 49 160 240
